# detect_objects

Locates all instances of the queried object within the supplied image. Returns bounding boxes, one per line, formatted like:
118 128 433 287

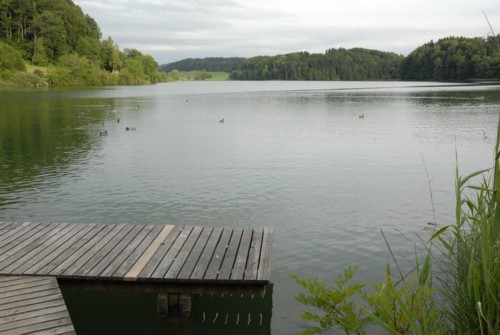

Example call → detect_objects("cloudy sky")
73 0 499 65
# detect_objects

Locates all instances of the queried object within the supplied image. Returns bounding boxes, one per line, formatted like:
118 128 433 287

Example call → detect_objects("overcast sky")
73 0 499 65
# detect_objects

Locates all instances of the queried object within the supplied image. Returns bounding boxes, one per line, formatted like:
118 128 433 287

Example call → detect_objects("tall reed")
432 119 500 334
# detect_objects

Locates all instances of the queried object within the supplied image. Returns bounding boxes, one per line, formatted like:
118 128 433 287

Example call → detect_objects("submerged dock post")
157 293 193 316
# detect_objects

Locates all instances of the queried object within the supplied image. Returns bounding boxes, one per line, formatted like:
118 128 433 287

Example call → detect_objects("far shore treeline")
1 0 500 87
163 35 500 82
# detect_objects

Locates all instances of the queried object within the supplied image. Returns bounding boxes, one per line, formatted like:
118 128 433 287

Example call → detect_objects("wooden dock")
0 222 273 295
0 276 75 334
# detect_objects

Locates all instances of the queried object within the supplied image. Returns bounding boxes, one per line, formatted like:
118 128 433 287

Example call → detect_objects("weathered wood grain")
111 225 164 278
30 224 100 276
177 227 213 280
123 224 175 281
73 224 135 277
244 227 263 280
217 227 243 280
49 224 116 276
0 276 75 334
230 228 253 280
1 223 81 274
86 224 146 278
257 227 274 281
0 222 273 285
164 226 203 279
203 228 233 280
149 226 193 279
189 227 223 281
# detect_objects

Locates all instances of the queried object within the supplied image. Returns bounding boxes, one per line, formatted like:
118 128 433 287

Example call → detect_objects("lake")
1 81 500 334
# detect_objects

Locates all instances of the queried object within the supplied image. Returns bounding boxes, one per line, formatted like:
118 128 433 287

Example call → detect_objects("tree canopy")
159 57 245 73
400 36 500 81
229 49 403 80
0 0 169 86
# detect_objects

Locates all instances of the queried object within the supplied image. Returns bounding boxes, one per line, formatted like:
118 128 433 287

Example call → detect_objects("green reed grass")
431 120 500 334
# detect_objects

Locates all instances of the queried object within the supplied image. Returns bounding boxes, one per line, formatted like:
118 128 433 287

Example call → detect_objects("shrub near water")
291 120 500 334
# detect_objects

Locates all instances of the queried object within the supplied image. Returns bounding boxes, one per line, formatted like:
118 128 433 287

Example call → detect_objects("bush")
0 41 26 72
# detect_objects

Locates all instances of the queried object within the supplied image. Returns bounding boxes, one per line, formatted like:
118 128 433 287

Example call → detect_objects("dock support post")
179 294 192 317
157 293 192 317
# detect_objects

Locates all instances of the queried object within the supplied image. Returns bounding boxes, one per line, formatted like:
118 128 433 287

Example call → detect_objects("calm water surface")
1 81 500 334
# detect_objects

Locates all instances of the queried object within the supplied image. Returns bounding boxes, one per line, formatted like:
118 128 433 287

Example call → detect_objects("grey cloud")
74 0 500 64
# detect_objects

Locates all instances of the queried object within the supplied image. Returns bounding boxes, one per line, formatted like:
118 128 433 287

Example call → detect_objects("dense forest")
159 57 245 73
161 36 500 82
400 35 500 80
0 0 169 87
228 48 403 80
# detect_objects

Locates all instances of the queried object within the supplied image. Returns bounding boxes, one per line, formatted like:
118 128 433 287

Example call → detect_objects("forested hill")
0 0 168 86
400 36 500 81
160 57 245 72
161 36 500 82
229 48 403 80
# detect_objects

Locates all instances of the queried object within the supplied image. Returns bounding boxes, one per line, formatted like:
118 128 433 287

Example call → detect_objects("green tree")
0 40 26 73
31 10 67 61
101 37 122 73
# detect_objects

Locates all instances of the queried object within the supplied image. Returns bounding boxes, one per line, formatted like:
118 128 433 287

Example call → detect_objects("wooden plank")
1 305 68 324
61 224 126 277
0 222 21 239
12 223 87 275
257 227 274 281
0 278 54 296
177 227 214 280
217 227 243 280
0 223 64 271
29 224 100 275
0 222 273 290
0 281 59 301
244 227 263 280
164 226 204 279
111 225 163 279
0 277 51 290
0 222 47 258
230 228 254 280
28 324 76 335
85 224 146 278
0 289 62 307
1 223 80 274
129 225 182 280
148 226 192 279
185 227 223 281
0 292 64 313
28 325 76 335
73 224 135 277
203 228 233 280
0 222 32 245
0 312 72 333
0 276 75 334
123 225 175 281
0 299 66 318
44 224 112 276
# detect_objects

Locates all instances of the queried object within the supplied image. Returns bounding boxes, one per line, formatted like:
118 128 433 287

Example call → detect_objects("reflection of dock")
0 221 273 320
0 276 76 334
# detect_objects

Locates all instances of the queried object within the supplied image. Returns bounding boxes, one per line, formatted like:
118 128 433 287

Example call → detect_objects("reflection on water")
1 82 500 333
62 285 272 335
